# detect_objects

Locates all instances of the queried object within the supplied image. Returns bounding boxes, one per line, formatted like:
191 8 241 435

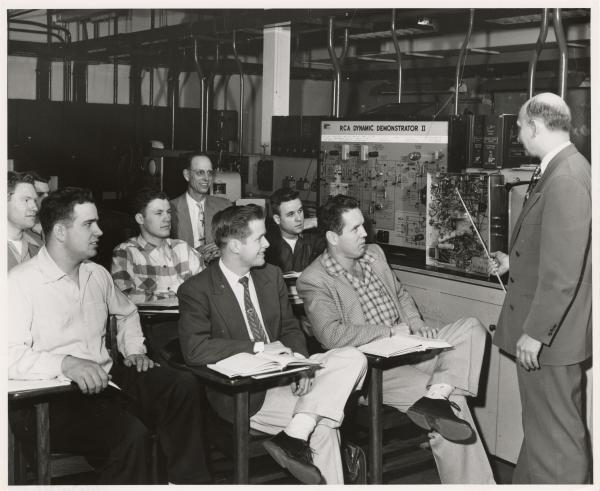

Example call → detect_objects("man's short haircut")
212 204 265 249
318 195 360 235
39 187 95 238
28 171 51 184
185 153 212 169
132 187 169 215
7 171 35 199
524 93 571 132
270 187 300 216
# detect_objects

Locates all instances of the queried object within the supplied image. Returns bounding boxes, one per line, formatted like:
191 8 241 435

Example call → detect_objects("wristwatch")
253 341 265 353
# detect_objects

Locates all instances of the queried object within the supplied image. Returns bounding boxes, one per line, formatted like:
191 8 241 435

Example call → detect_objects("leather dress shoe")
263 431 323 484
406 396 474 442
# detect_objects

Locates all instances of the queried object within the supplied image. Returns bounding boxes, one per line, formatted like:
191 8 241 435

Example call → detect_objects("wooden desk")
364 353 422 484
8 381 77 484
173 363 312 484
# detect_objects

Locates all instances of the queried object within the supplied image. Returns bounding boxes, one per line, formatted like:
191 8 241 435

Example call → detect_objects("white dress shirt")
185 192 206 248
218 259 270 343
540 140 571 175
8 246 146 380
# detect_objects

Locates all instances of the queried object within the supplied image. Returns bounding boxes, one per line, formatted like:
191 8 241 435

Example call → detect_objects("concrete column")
261 24 291 155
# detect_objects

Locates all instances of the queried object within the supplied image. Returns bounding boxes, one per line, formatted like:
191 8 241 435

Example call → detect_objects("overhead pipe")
390 9 402 104
193 38 208 152
231 30 245 158
454 9 475 115
205 42 220 150
552 8 568 99
327 18 349 118
527 9 549 99
8 27 65 43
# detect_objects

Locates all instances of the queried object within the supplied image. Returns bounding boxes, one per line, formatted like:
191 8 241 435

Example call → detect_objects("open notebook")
208 351 322 378
358 332 452 357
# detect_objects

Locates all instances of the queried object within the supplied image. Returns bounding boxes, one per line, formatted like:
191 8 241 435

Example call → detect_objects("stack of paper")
358 333 452 358
208 351 321 378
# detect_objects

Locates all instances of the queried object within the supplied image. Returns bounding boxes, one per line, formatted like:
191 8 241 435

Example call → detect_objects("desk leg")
368 367 383 484
8 418 15 485
233 391 249 484
35 401 51 484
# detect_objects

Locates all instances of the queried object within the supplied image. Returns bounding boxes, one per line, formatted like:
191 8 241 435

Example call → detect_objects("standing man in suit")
177 204 367 484
489 92 591 483
170 154 230 262
7 171 42 271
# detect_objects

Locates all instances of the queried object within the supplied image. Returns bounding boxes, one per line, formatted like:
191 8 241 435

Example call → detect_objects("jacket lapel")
176 195 194 246
209 263 249 340
251 268 277 340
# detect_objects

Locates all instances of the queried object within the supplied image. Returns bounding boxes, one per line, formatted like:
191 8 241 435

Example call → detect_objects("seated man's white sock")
425 383 453 400
284 413 317 441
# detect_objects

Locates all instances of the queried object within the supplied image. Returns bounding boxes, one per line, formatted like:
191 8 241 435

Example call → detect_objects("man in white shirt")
7 171 42 271
8 187 211 484
489 93 591 483
177 204 367 484
111 187 204 303
170 154 230 262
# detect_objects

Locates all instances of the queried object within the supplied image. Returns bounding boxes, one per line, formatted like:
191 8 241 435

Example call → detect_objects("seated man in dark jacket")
177 204 367 484
265 188 325 273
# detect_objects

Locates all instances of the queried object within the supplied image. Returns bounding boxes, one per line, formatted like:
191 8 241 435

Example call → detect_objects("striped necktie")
196 202 205 247
523 165 542 204
238 276 267 342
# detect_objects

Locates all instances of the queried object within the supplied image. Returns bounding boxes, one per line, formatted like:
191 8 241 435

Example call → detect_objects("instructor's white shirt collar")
540 141 570 175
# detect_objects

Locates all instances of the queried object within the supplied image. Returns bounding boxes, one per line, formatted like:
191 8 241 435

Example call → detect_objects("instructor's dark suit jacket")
170 193 231 248
494 144 591 365
178 261 308 421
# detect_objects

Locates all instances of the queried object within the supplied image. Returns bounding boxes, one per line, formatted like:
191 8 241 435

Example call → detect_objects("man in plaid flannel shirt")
111 188 204 303
297 195 495 483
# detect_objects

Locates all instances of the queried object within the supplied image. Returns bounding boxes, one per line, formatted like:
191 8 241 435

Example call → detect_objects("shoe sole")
406 407 474 442
263 440 323 484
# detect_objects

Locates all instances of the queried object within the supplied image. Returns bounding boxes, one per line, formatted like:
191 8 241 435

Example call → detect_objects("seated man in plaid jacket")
111 188 204 302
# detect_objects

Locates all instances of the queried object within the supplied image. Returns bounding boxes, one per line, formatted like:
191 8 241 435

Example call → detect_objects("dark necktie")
196 202 206 248
238 276 267 342
523 165 542 204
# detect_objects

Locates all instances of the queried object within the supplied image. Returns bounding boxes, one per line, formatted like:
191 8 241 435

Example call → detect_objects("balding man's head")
522 92 571 133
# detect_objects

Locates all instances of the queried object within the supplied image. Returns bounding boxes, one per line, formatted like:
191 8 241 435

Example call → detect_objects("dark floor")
50 423 515 485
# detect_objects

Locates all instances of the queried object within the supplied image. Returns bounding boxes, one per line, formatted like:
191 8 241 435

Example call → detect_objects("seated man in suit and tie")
8 187 211 484
177 204 367 484
7 171 42 271
297 195 495 484
170 153 230 262
111 187 204 303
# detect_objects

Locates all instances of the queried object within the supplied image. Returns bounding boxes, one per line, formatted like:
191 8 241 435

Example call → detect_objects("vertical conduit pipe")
528 9 549 99
552 8 568 99
168 60 180 150
149 10 155 106
46 11 52 99
454 9 475 115
232 31 245 158
113 16 118 104
327 18 348 118
205 42 220 150
390 9 402 104
193 38 207 152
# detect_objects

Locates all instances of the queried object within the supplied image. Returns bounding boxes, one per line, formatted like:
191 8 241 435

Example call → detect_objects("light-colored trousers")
377 317 496 484
250 346 368 484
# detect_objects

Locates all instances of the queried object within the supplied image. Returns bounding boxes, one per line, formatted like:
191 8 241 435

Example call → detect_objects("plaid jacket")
111 235 204 297
297 244 425 349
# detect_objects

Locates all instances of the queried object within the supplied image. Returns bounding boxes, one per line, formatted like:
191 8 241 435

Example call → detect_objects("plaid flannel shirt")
111 235 204 297
323 249 400 327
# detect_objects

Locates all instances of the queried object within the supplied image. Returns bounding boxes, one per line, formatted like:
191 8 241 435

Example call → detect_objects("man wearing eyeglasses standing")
170 154 231 263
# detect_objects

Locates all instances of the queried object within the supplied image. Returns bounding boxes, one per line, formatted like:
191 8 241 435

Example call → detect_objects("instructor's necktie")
196 202 205 248
523 165 542 204
239 276 267 342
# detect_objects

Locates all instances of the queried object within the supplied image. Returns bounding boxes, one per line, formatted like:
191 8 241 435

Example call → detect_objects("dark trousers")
514 362 590 484
11 363 211 484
